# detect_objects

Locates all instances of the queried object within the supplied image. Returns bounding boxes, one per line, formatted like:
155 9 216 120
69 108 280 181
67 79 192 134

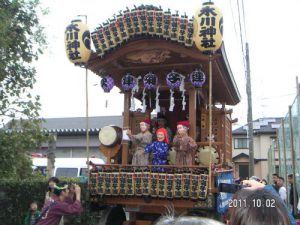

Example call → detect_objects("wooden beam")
122 92 130 164
189 88 197 165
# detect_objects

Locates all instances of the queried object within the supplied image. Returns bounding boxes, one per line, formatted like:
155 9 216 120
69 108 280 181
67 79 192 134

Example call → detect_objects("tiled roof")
233 117 282 135
42 116 123 134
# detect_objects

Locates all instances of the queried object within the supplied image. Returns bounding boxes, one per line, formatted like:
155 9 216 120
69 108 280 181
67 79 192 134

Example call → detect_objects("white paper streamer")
169 89 175 111
130 76 142 111
142 87 147 113
179 75 186 111
155 86 160 113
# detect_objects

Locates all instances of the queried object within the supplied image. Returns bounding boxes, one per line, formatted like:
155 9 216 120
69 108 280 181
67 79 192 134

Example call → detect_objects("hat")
177 121 190 128
156 128 169 144
141 119 151 126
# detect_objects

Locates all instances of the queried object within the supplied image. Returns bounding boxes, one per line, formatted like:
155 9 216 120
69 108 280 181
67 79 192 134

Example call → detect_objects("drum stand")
100 144 121 164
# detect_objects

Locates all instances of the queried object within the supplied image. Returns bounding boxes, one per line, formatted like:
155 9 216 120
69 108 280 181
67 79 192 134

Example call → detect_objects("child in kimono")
127 119 152 165
145 128 169 172
173 121 198 166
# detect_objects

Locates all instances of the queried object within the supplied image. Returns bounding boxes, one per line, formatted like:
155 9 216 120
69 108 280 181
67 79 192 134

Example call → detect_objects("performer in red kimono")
173 121 197 166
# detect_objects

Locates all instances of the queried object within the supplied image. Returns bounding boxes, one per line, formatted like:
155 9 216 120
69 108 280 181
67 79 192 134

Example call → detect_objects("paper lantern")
166 70 181 90
64 19 91 64
101 76 115 93
143 72 158 90
154 6 164 36
170 12 179 41
178 14 188 44
121 74 136 91
131 6 142 35
123 7 135 37
147 6 156 35
194 2 223 53
163 9 172 39
116 12 129 41
103 21 116 49
190 69 206 88
91 31 104 57
185 18 194 47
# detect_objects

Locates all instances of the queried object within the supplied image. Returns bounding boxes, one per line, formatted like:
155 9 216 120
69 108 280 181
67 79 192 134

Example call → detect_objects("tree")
0 0 48 179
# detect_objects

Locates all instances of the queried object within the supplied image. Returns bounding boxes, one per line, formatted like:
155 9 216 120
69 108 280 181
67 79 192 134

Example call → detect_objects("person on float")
127 119 153 165
173 121 198 166
156 113 173 143
145 128 169 172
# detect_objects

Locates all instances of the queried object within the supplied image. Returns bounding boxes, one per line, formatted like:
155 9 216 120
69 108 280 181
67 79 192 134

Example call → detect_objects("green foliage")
0 177 98 225
0 0 49 179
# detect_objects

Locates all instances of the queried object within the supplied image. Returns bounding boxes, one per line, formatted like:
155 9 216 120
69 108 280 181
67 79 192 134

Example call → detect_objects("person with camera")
229 179 296 225
36 182 83 225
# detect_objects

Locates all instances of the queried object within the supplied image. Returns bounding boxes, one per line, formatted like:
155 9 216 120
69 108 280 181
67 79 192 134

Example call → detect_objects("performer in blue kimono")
145 128 169 172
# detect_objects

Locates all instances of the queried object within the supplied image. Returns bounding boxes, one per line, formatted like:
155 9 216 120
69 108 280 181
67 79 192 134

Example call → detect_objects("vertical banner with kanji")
65 20 91 64
194 2 223 53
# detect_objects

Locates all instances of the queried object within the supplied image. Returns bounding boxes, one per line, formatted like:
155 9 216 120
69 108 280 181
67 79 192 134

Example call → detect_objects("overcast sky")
33 0 300 127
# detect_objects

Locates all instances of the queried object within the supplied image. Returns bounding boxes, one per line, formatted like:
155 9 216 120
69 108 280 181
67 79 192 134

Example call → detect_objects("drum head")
99 126 117 146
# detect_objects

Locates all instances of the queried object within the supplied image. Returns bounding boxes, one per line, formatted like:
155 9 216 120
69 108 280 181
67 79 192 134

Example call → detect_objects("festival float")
64 2 240 224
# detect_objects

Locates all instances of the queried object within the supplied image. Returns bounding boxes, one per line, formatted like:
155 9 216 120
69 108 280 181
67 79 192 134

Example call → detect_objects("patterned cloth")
145 141 169 172
173 133 197 165
130 131 152 165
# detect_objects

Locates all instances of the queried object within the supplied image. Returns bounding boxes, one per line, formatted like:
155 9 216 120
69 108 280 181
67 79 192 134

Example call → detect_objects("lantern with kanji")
190 69 206 88
64 20 91 64
101 76 115 93
166 70 181 90
122 74 136 91
193 2 223 53
143 72 158 90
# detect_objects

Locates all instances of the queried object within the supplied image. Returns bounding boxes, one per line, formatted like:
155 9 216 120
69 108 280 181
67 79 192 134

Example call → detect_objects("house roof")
232 153 261 163
41 116 123 134
233 117 282 135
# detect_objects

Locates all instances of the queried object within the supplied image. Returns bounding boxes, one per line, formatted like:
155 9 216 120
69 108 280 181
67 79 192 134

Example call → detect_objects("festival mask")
177 124 187 135
157 132 165 142
140 122 149 132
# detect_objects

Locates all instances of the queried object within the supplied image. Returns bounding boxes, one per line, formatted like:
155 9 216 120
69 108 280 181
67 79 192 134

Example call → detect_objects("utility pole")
246 42 254 177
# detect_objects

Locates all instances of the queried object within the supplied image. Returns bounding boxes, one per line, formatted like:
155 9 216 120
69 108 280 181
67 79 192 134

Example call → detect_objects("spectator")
24 201 40 225
288 174 299 215
36 182 83 225
261 178 268 185
229 179 296 225
45 177 60 202
277 176 287 202
272 173 280 192
154 216 224 225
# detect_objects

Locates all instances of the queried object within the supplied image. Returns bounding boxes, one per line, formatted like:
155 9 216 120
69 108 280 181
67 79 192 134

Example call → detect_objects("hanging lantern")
64 19 91 65
163 9 172 39
147 5 156 35
170 11 179 41
193 2 223 53
123 7 135 37
190 69 206 88
154 6 163 36
143 72 158 90
131 6 142 35
178 14 188 44
122 74 136 91
101 76 115 93
166 70 181 90
185 18 194 47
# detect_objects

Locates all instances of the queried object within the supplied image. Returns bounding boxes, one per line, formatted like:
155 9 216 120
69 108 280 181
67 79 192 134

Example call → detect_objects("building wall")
34 134 106 160
232 133 275 179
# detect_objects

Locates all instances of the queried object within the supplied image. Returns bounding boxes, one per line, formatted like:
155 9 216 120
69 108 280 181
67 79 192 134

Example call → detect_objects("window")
55 168 78 177
234 138 248 149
